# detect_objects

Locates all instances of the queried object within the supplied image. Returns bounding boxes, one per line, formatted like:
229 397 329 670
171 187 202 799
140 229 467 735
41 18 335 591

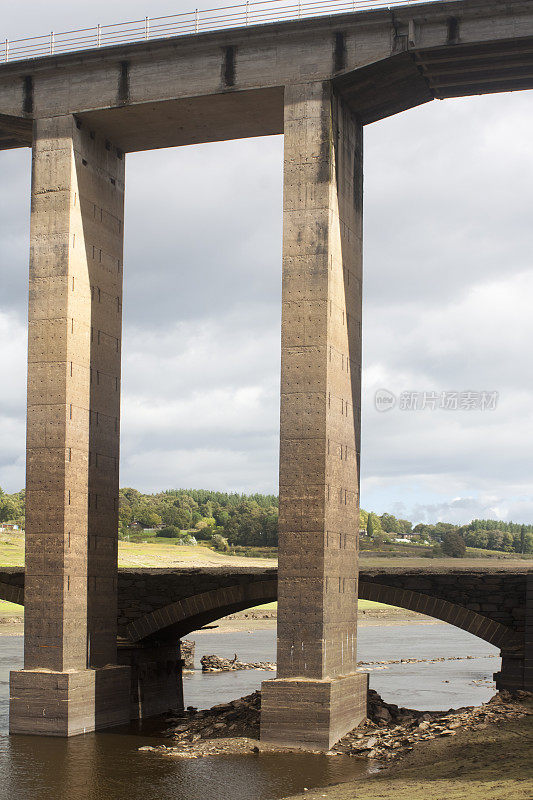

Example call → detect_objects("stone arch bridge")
1 565 531 718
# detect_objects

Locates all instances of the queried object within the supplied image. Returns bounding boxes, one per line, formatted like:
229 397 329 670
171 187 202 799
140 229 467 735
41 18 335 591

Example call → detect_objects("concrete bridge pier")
9 116 130 735
260 82 368 753
495 575 533 692
118 635 185 720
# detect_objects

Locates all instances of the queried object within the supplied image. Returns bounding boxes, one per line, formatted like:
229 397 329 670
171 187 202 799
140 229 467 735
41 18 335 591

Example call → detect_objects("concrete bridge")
2 565 531 719
2 0 533 748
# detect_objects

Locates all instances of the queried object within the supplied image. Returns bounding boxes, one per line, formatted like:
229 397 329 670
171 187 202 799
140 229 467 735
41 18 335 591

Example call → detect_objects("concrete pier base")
9 665 130 736
261 673 368 752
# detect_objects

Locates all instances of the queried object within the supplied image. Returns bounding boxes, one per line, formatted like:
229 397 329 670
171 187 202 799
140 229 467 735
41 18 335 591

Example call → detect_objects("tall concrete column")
10 116 130 736
261 82 368 752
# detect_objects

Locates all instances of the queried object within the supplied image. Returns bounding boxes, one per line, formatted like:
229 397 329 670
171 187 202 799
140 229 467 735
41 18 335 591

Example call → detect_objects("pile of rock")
196 650 495 674
200 654 276 672
333 688 532 761
162 691 261 753
138 688 532 761
180 639 195 670
360 654 495 669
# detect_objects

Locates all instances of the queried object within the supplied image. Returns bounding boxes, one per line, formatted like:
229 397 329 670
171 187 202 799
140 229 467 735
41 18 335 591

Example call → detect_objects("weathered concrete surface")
0 112 32 149
9 116 129 736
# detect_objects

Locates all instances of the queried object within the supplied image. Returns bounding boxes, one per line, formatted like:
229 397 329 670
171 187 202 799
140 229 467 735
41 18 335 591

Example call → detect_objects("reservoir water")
0 624 499 800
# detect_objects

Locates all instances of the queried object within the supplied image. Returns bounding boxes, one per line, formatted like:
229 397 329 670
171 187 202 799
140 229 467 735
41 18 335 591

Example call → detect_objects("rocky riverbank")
332 688 531 761
137 688 532 761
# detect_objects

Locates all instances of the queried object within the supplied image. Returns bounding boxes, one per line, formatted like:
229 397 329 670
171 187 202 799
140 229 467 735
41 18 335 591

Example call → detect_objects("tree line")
118 487 278 550
2 484 533 555
361 510 533 555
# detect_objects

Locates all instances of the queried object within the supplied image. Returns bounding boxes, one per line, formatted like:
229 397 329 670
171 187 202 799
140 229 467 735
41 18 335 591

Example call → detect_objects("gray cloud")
124 138 282 328
1 4 533 525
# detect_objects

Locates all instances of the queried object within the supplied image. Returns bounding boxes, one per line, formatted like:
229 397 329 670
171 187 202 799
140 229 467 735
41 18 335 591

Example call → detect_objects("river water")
0 624 499 800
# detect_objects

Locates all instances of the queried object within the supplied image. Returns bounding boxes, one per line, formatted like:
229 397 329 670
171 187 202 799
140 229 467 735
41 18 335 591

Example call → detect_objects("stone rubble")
359 654 496 671
200 654 276 672
332 688 532 762
180 639 195 670
137 688 532 761
200 651 496 673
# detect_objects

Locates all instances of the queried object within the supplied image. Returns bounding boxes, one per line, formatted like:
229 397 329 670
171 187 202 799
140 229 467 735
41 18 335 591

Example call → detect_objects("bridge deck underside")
78 86 284 152
334 36 533 125
0 113 32 149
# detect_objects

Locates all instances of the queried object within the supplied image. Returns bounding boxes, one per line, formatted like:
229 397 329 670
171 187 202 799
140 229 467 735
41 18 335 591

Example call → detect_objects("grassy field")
2 531 532 571
0 532 25 567
0 533 274 569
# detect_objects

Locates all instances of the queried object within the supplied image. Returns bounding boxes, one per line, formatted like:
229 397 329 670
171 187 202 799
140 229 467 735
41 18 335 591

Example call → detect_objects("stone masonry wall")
1 566 528 643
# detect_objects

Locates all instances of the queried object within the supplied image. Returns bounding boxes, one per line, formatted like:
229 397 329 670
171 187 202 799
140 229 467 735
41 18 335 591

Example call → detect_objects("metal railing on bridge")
1 0 444 64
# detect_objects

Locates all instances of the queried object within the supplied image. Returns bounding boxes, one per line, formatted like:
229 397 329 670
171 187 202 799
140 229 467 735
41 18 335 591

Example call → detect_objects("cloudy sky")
1 2 533 525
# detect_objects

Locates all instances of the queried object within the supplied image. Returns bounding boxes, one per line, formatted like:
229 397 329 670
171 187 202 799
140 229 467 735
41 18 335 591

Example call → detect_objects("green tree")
156 526 183 538
135 507 162 528
472 530 489 549
380 513 401 534
487 530 504 551
398 519 413 535
441 531 466 558
0 497 19 523
161 506 192 529
211 533 229 552
366 513 382 538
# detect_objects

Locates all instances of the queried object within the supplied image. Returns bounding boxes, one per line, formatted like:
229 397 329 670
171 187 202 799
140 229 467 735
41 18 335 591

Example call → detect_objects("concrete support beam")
260 81 367 753
10 115 129 736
